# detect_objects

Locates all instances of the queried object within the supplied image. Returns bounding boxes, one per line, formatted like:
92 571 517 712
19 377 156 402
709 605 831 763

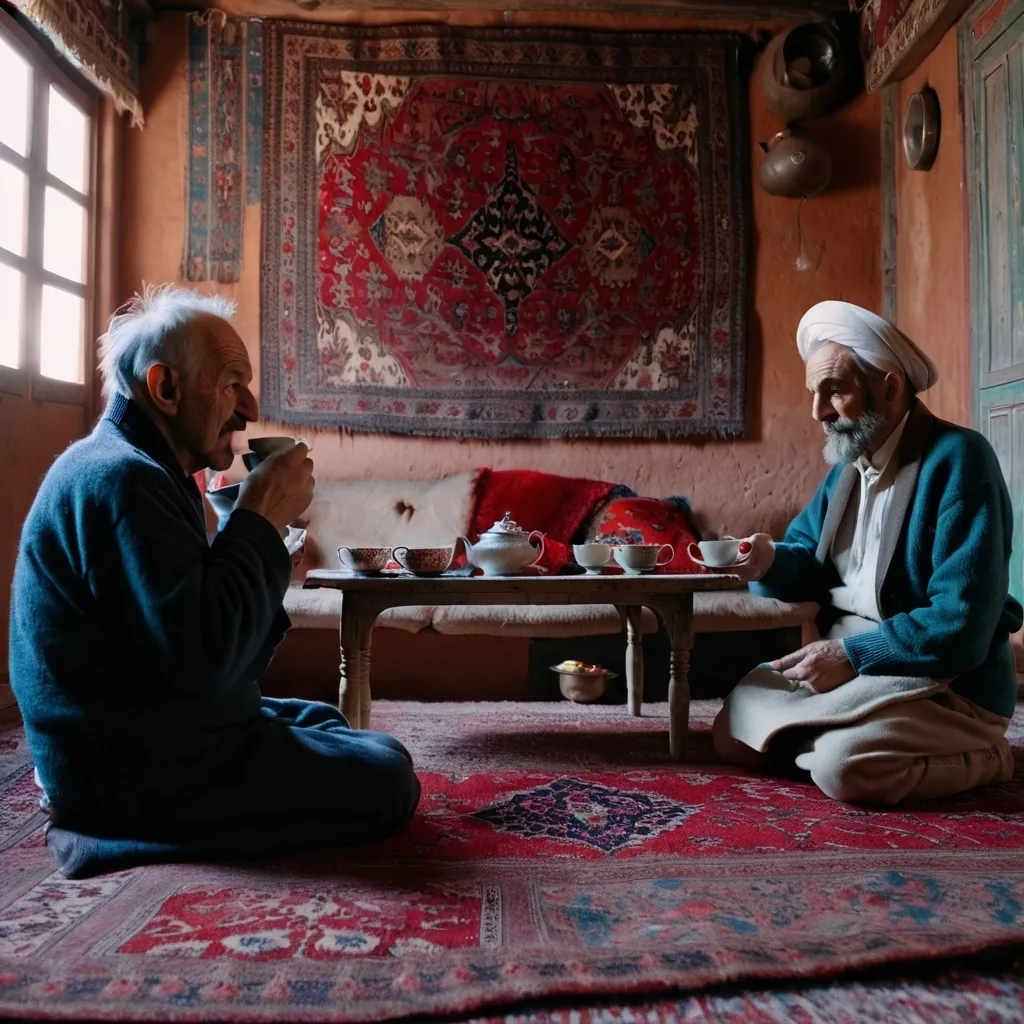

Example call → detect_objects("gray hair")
98 284 237 401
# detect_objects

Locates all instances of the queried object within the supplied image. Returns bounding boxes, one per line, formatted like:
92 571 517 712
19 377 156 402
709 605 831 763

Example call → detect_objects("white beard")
822 410 888 465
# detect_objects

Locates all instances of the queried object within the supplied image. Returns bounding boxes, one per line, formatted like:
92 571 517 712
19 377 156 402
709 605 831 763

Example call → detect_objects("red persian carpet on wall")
259 23 750 440
2 702 1024 1021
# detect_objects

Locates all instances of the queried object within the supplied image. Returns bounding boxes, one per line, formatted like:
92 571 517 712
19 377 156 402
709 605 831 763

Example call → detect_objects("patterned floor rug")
1 700 1024 1021
466 957 1024 1022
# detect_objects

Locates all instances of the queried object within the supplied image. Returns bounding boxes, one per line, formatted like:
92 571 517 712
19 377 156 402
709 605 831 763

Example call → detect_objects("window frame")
0 8 99 407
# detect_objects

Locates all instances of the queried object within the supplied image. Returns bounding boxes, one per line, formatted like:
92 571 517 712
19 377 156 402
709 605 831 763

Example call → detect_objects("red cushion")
591 497 703 574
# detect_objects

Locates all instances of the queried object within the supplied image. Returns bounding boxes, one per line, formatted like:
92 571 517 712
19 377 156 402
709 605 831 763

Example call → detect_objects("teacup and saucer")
392 545 456 576
612 543 674 574
338 546 392 575
687 537 751 569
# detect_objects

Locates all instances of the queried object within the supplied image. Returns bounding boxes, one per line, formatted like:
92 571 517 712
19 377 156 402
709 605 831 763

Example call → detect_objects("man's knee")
361 730 414 765
371 747 420 826
351 732 418 820
712 704 773 770
711 705 739 761
280 725 420 827
711 705 730 756
261 698 345 735
311 741 420 835
810 740 1014 805
798 728 913 805
806 756 901 805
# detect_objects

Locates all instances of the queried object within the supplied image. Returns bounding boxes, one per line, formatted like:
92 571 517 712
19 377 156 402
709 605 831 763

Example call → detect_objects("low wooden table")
303 571 742 759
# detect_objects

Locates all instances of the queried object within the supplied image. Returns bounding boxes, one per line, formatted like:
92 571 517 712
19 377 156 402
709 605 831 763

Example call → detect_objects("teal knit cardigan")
752 410 1023 719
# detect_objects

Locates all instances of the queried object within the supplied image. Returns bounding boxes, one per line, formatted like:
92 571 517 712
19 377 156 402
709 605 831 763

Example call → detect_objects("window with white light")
0 13 96 402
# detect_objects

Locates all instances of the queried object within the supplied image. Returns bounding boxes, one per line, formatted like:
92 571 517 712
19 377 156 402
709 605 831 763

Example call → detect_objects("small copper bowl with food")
551 660 617 703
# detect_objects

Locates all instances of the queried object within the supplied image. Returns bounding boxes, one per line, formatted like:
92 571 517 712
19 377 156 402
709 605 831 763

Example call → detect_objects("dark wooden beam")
156 0 845 23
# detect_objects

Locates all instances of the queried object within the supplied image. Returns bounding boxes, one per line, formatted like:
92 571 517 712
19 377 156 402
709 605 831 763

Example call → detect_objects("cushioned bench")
282 471 820 641
282 585 820 641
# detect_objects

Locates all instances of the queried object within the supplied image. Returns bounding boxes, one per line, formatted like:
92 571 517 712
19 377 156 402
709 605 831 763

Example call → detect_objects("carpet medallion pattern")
472 777 694 853
260 24 750 439
0 701 1023 1020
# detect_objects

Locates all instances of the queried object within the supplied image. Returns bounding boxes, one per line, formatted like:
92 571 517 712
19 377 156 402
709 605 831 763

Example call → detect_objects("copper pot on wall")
759 24 856 122
757 130 832 198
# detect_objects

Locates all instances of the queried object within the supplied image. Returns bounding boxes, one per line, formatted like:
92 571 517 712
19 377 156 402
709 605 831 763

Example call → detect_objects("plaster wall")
895 26 970 427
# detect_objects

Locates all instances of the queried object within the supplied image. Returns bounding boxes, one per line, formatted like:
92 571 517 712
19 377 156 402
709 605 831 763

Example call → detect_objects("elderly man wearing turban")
713 300 1023 805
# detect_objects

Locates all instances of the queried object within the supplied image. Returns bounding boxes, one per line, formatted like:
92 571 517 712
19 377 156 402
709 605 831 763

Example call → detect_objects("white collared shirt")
828 412 909 624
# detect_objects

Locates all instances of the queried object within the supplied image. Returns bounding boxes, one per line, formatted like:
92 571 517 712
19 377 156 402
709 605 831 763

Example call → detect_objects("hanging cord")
794 197 822 272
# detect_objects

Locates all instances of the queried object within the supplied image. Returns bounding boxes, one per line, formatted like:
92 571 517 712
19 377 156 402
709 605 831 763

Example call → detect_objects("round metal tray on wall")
902 87 941 172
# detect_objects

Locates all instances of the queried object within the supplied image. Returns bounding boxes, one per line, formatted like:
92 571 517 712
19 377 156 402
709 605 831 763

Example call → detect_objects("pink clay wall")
895 27 971 427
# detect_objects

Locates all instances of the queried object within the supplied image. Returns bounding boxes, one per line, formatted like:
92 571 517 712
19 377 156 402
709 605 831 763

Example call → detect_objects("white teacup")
573 542 612 574
688 538 751 568
612 543 674 574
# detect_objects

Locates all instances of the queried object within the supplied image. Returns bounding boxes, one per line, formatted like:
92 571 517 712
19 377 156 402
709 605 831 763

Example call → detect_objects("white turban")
796 300 939 392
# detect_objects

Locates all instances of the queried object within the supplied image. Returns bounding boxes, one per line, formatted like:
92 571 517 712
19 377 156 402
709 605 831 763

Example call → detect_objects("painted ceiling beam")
157 0 846 22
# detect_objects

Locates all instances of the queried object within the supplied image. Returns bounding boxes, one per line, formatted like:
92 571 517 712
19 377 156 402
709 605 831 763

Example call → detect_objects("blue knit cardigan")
8 395 292 817
752 401 1023 718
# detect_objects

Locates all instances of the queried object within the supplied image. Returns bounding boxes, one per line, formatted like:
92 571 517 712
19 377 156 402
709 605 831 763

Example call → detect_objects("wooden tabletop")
303 570 743 595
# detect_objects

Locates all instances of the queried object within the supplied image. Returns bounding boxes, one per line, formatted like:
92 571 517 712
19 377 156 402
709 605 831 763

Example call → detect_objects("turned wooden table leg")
339 594 378 729
357 626 374 730
624 606 645 717
338 594 361 726
667 596 694 761
649 595 694 760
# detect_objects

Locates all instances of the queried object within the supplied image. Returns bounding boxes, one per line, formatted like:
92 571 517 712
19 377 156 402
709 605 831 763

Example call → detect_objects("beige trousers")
713 685 1013 805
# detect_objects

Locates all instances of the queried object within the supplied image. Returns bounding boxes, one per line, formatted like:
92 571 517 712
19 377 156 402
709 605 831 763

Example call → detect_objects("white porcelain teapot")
459 512 547 576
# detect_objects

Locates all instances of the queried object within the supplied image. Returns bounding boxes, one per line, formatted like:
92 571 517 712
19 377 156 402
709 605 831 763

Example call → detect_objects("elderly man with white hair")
713 300 1023 805
9 286 420 877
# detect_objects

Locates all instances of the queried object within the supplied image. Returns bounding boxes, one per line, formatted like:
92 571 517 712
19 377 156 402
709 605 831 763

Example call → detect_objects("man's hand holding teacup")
725 532 776 582
236 442 315 534
769 639 856 692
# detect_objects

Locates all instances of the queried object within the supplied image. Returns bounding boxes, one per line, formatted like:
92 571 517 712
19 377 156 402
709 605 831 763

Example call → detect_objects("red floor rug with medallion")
2 700 1024 1021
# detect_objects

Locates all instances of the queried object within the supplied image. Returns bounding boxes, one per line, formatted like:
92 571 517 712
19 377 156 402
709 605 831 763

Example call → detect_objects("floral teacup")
338 546 392 573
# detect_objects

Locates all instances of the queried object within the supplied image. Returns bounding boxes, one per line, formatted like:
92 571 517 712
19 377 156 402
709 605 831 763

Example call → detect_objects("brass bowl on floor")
552 666 617 704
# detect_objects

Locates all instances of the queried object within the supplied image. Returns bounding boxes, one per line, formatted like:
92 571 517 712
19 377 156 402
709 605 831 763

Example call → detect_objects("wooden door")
965 0 1024 604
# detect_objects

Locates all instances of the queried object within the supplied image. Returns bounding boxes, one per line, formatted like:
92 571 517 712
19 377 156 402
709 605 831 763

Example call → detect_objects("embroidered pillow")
588 496 703 574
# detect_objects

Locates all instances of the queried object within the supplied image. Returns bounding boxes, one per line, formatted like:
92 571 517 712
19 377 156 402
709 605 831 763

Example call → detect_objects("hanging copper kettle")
757 129 832 198
759 23 856 122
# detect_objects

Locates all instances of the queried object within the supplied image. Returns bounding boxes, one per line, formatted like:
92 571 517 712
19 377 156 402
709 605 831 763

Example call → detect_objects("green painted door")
965 0 1024 604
